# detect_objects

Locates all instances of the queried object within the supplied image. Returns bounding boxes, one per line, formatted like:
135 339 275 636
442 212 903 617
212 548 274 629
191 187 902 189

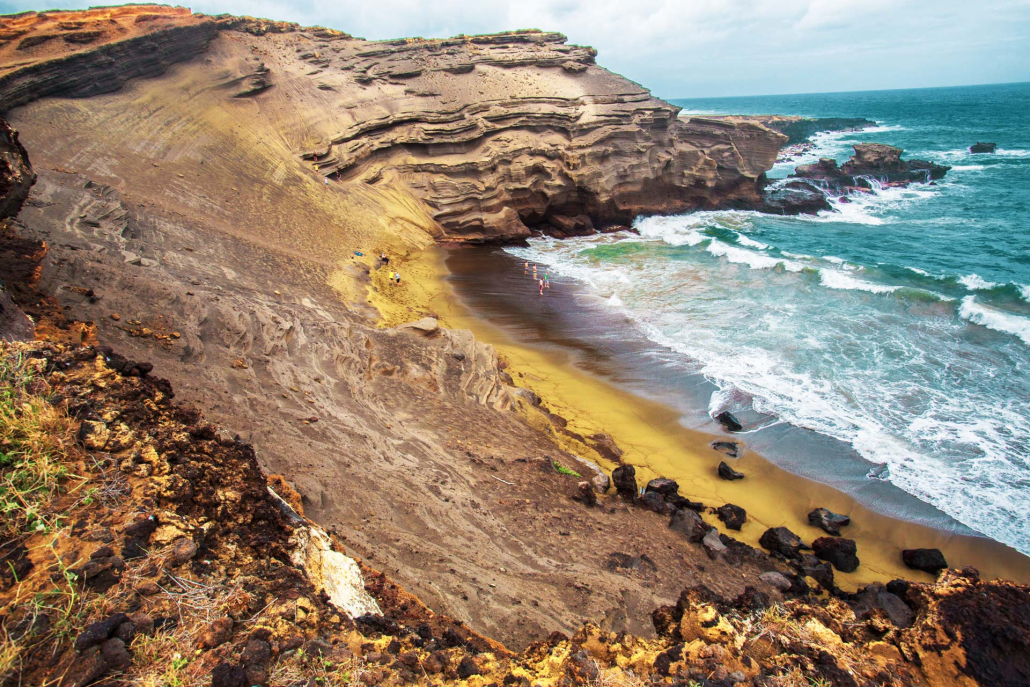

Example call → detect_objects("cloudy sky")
2 0 1028 98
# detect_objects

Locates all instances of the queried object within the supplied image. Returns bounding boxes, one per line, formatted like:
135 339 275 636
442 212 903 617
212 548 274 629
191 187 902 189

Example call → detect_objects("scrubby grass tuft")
0 350 82 542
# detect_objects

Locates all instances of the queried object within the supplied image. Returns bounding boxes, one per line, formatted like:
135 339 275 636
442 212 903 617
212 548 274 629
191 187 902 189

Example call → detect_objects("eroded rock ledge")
299 30 786 241
0 5 788 244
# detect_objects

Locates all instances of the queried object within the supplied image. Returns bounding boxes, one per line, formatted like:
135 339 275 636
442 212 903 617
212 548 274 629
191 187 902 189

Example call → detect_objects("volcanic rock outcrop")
0 117 34 219
794 143 950 190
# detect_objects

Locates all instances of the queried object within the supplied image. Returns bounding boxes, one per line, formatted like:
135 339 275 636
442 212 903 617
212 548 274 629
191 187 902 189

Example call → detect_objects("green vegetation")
0 351 81 541
553 461 581 478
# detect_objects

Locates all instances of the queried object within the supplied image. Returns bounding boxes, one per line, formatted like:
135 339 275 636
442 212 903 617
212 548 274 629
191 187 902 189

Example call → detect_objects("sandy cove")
2 7 1030 684
367 243 1030 590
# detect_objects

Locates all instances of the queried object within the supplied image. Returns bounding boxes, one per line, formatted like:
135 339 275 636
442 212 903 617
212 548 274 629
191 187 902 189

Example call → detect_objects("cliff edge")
0 5 785 243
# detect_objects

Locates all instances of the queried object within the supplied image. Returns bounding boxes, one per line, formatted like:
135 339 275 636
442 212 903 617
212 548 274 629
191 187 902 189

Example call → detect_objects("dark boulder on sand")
799 554 835 590
760 527 807 559
639 491 672 515
717 461 744 481
714 411 743 432
645 477 679 497
902 548 948 575
969 142 997 154
666 494 705 512
711 440 741 458
611 465 637 501
808 507 851 536
669 508 711 543
812 537 860 573
716 504 747 530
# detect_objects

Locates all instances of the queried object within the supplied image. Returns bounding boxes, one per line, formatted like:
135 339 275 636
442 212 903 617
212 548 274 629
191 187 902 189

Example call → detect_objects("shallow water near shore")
442 245 1030 585
476 82 1030 563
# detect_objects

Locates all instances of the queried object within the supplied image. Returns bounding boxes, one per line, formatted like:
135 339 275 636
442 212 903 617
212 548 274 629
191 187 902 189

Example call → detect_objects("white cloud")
1 0 1028 96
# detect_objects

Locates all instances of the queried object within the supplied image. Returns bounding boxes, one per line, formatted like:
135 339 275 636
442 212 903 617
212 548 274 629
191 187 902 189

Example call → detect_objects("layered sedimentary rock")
288 30 788 241
0 6 221 110
0 7 787 243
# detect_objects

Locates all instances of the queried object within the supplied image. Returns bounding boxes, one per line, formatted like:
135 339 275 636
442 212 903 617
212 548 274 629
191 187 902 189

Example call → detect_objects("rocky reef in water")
794 143 950 190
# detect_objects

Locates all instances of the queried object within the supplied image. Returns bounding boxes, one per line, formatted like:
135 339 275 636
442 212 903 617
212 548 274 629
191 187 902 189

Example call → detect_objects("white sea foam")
706 240 804 272
503 230 1030 555
959 296 1030 345
634 214 708 246
1020 285 1030 303
959 273 998 290
735 233 769 250
819 269 900 294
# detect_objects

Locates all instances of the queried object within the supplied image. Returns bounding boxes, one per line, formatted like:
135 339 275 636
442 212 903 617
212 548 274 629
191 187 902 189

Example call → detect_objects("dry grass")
0 350 83 543
122 569 252 687
0 348 93 683
588 664 649 687
269 653 371 687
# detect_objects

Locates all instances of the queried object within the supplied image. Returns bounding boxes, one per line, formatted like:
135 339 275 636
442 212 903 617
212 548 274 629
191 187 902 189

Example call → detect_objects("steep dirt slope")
3 342 1027 687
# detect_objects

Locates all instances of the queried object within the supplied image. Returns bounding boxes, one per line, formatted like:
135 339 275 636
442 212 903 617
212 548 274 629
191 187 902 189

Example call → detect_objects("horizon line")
668 79 1030 102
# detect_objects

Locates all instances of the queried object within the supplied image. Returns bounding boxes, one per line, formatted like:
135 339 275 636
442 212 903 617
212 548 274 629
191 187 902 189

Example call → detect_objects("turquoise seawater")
504 82 1030 555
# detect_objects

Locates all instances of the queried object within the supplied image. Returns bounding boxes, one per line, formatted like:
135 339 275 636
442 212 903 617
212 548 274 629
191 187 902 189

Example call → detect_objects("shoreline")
369 243 1030 589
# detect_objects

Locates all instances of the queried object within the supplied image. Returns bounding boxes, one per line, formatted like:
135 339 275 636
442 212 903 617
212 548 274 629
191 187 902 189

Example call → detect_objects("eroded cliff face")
297 31 785 241
0 6 785 243
0 117 33 220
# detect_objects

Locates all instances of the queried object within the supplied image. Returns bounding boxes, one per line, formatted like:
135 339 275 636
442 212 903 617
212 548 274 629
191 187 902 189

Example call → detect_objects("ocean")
470 82 1030 557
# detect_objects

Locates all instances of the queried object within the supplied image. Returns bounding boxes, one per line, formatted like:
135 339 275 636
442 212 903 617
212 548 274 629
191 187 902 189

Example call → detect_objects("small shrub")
553 461 581 478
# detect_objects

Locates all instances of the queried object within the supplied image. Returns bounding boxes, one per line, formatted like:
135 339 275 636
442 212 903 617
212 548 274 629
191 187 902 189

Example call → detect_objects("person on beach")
539 279 544 295
380 251 389 266
544 272 550 289
524 261 529 274
324 176 330 187
395 272 401 285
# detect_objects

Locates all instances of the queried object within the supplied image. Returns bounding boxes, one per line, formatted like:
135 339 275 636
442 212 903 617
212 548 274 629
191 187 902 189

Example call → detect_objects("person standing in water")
538 279 544 295
544 272 550 289
524 261 529 274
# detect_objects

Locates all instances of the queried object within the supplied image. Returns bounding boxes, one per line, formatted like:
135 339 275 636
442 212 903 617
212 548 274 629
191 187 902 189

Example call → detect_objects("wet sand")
426 244 1030 588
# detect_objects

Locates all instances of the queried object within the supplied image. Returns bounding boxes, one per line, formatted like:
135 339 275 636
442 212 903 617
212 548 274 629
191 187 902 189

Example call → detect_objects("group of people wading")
525 261 550 295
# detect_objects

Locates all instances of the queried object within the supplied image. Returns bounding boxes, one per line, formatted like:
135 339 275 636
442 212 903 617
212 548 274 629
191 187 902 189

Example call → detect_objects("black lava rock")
807 507 851 536
717 461 744 480
716 503 747 530
715 411 743 432
813 537 860 573
902 548 948 574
